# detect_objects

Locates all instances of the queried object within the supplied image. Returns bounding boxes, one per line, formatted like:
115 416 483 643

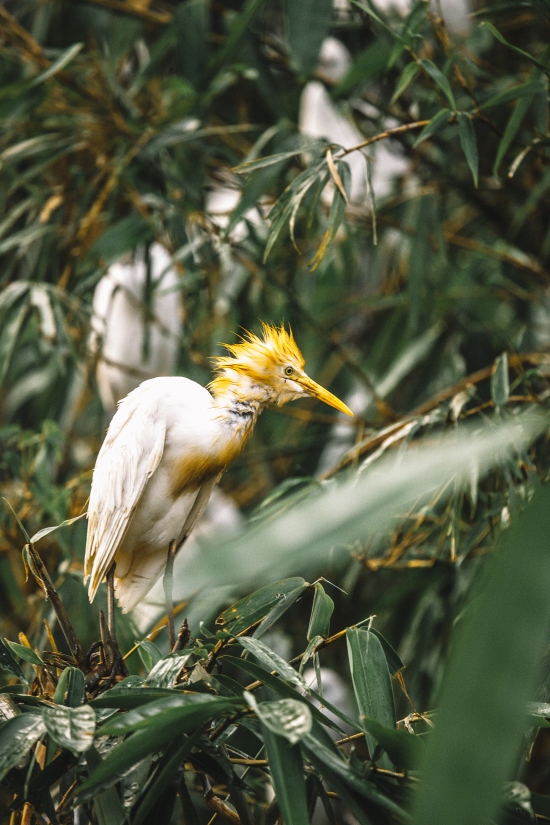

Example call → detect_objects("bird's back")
85 376 221 611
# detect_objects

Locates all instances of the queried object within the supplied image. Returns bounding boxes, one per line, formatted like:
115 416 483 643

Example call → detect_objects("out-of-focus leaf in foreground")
184 415 546 592
411 480 550 825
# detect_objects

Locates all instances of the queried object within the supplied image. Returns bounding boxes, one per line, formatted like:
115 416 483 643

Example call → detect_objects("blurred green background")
2 0 550 820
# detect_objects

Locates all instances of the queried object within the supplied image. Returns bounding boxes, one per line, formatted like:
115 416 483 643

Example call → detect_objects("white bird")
84 323 352 652
91 243 181 418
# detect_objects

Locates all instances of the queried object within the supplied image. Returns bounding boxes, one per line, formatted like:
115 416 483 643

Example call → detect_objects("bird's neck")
210 368 275 429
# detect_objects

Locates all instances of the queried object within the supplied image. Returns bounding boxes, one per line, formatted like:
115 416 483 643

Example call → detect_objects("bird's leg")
164 540 178 651
106 562 117 646
105 563 129 680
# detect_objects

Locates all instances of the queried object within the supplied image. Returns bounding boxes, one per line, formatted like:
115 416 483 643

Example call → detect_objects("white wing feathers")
84 387 166 602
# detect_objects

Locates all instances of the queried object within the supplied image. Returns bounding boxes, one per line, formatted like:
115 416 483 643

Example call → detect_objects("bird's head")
210 323 353 416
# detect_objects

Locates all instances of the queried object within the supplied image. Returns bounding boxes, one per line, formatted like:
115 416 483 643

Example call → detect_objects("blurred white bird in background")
91 243 182 418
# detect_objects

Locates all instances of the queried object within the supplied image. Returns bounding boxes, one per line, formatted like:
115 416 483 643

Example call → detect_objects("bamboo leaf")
307 583 334 640
413 108 452 147
493 91 536 176
31 43 84 85
491 352 510 409
218 577 307 635
137 640 163 672
284 0 333 77
479 80 547 110
362 716 424 769
239 637 305 689
86 748 126 825
482 23 550 75
391 61 421 103
346 628 396 769
0 713 45 781
309 161 351 271
419 59 456 109
145 650 191 688
5 640 45 668
42 705 96 754
411 482 550 825
0 637 27 684
246 693 312 744
99 695 238 736
30 512 86 544
262 724 310 825
457 112 479 187
223 655 347 732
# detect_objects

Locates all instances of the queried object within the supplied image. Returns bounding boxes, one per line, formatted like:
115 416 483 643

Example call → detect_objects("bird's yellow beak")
298 376 354 417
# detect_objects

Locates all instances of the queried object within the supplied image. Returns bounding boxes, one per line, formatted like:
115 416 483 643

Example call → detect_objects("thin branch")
337 120 430 158
26 544 83 663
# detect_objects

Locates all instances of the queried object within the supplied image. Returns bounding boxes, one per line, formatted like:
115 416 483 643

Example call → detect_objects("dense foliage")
2 0 550 823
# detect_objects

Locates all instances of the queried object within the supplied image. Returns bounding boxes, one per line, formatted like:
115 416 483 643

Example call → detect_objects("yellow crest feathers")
209 323 305 392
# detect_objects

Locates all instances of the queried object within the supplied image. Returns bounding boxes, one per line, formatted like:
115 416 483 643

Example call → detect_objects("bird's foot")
99 609 129 684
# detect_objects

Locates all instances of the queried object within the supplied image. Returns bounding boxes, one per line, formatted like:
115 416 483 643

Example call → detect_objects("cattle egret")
85 323 352 652
91 243 181 418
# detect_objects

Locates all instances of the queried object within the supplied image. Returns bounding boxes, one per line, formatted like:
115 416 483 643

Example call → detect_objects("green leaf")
0 296 29 386
246 693 312 744
302 725 407 817
234 142 323 174
309 160 351 271
54 666 85 707
132 738 192 825
333 37 391 99
491 352 510 409
419 59 456 109
346 628 396 769
0 694 20 722
0 713 45 781
0 637 27 684
493 91 535 176
179 777 202 825
307 583 334 640
91 688 183 709
86 748 127 825
145 650 191 688
30 512 86 544
42 704 96 754
369 628 404 676
239 636 305 689
218 577 307 635
479 80 547 111
208 0 266 71
99 694 238 736
457 112 479 187
262 724 310 825
79 702 227 802
5 640 45 668
31 43 84 85
410 482 550 825
223 655 347 732
137 641 163 672
362 716 424 770
253 582 309 639
391 61 421 103
482 23 550 75
284 0 333 77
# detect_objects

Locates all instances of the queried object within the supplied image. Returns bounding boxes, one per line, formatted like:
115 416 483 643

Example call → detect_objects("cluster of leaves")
0 567 421 825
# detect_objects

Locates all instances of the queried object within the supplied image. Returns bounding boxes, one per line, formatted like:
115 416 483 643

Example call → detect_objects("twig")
82 0 172 24
26 543 83 663
337 120 430 158
203 776 242 825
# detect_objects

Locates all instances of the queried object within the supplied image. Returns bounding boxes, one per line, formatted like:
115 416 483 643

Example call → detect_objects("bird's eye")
284 366 294 377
